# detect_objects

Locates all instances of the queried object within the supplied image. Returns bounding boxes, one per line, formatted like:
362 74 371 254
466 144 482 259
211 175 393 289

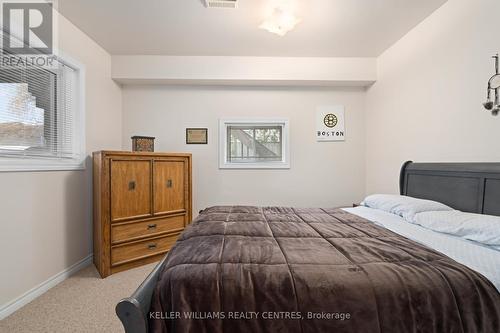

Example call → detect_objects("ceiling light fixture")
259 3 301 37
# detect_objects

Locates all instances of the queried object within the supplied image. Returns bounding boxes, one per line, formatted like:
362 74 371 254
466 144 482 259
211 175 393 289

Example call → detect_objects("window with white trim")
219 119 290 169
0 56 84 171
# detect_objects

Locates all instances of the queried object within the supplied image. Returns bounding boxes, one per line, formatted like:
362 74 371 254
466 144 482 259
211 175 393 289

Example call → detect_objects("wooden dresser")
93 151 192 278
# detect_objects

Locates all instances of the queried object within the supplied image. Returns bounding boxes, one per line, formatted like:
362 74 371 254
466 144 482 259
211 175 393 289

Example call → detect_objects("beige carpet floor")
0 262 157 333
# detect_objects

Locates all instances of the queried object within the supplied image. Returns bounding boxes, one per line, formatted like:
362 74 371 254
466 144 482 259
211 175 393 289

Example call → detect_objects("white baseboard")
0 253 93 320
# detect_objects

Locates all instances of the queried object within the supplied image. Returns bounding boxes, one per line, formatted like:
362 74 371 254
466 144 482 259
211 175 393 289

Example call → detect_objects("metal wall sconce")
483 54 500 116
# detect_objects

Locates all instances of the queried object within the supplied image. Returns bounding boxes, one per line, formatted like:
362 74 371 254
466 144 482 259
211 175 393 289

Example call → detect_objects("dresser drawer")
111 215 185 244
111 233 180 266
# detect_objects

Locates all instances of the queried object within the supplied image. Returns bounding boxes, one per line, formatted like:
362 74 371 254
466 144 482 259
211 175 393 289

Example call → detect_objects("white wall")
122 86 366 214
365 0 500 194
0 14 122 312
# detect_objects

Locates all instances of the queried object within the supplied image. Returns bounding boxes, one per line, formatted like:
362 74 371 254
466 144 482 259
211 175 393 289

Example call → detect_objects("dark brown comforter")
149 206 500 333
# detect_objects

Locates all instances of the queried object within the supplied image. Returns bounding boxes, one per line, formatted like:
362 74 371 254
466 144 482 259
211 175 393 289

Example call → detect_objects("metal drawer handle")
147 224 157 230
166 179 173 188
128 181 136 190
148 243 157 250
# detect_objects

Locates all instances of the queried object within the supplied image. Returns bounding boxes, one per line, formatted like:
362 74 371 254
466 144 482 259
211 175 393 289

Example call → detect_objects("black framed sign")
186 128 208 144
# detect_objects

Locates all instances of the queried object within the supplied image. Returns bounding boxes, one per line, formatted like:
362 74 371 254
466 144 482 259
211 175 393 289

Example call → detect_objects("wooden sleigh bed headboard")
400 161 500 216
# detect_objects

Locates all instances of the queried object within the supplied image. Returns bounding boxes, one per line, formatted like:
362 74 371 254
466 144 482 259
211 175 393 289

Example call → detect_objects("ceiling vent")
205 0 238 9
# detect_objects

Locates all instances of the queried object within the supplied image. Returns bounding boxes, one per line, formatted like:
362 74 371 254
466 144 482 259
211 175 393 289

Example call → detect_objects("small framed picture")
186 128 208 144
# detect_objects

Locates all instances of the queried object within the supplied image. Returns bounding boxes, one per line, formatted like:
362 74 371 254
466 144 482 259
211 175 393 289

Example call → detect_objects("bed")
116 161 500 333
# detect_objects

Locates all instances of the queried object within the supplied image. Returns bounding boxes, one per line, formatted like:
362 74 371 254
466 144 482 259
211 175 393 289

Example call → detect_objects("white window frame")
219 118 290 169
0 52 86 172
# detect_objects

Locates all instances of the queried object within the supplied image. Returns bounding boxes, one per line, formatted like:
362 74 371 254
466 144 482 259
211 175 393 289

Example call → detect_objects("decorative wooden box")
131 136 155 152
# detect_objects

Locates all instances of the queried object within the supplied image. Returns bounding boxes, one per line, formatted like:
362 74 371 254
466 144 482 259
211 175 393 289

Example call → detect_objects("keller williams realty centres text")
150 311 352 321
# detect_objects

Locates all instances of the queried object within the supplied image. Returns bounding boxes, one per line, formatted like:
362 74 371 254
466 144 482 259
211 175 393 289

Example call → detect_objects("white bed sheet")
343 206 500 292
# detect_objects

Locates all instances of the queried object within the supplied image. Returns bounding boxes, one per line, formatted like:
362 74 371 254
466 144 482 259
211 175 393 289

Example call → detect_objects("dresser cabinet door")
154 160 186 215
110 160 152 222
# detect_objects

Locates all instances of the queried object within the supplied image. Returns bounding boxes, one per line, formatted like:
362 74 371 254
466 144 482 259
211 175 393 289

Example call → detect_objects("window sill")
0 158 86 172
219 162 290 169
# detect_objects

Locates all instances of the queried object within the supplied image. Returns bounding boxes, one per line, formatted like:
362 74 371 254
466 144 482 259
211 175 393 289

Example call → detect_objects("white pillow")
361 194 453 222
413 210 500 247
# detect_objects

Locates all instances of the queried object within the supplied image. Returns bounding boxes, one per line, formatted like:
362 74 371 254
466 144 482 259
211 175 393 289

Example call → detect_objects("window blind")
0 59 80 160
